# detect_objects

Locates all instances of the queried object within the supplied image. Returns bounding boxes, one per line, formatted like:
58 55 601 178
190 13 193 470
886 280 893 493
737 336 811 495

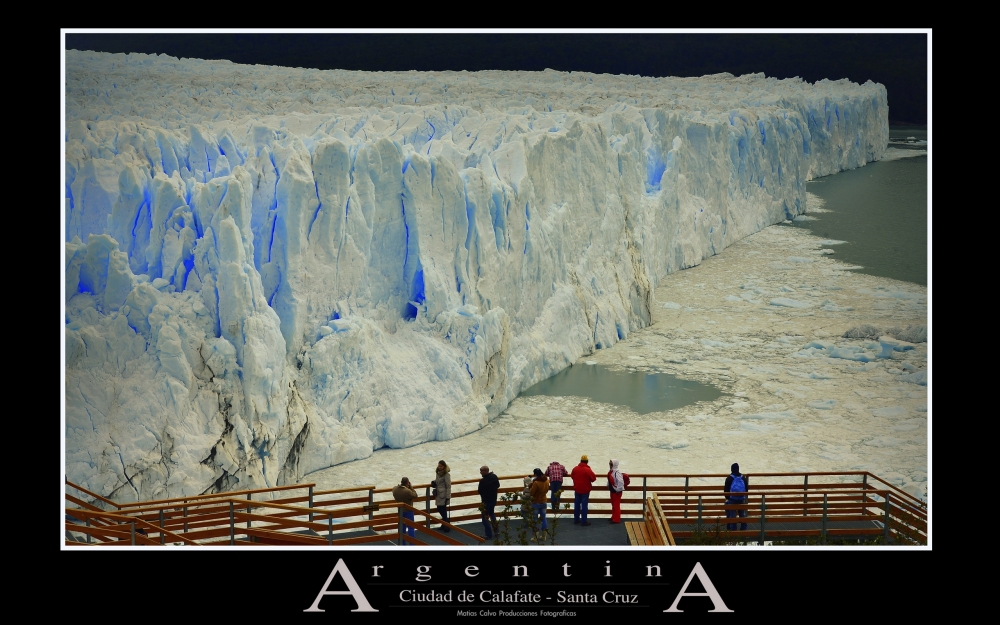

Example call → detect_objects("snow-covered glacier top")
65 50 888 502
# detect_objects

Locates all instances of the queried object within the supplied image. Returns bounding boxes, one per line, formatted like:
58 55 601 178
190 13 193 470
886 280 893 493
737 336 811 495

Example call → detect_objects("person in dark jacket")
570 455 597 526
478 465 500 539
724 463 749 531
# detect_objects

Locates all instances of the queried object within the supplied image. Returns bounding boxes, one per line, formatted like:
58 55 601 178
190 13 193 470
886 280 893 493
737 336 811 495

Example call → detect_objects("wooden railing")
65 471 926 546
649 474 926 545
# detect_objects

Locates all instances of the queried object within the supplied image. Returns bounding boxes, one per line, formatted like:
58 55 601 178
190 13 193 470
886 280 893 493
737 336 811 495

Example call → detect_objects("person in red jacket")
570 455 597 526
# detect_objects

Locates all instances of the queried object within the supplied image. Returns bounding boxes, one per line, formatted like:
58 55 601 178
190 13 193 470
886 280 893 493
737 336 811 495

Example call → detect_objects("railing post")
883 493 891 544
328 514 334 546
696 495 703 531
368 488 375 521
861 474 869 513
183 505 188 533
229 501 235 545
821 494 828 545
159 510 165 545
684 477 690 519
641 477 647 515
425 486 432 528
803 474 809 516
308 486 314 523
758 494 766 545
86 518 92 544
247 493 252 531
131 520 136 545
398 506 405 546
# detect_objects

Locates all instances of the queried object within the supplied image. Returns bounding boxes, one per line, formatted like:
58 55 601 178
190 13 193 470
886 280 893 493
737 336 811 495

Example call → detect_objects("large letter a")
303 558 379 613
664 562 733 613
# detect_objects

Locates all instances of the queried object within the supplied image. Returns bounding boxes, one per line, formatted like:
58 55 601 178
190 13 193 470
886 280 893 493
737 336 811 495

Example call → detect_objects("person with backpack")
724 463 749 531
607 459 627 523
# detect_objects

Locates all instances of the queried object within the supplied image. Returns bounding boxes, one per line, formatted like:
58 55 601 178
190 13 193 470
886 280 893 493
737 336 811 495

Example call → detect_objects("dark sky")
65 32 927 124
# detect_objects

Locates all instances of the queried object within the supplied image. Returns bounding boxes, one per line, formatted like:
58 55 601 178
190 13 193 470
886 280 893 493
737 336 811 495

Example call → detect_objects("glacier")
64 50 889 501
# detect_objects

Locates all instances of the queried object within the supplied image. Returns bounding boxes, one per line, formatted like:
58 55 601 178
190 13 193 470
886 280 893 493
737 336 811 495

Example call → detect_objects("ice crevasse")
64 50 889 501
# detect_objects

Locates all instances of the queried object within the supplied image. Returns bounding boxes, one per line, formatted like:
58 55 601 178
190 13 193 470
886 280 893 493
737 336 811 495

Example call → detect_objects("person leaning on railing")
545 460 568 511
392 477 419 542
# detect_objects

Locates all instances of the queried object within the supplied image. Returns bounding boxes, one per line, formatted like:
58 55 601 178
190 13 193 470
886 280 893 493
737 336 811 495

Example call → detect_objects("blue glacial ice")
64 51 890 500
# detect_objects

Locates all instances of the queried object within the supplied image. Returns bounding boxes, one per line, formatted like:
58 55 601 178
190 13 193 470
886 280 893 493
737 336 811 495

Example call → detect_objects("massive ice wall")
64 50 888 501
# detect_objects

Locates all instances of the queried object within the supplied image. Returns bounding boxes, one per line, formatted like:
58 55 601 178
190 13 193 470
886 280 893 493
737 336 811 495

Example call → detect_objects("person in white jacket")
608 459 625 524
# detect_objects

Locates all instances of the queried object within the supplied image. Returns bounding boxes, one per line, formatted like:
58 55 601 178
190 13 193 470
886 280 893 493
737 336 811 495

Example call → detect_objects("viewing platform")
64 471 926 547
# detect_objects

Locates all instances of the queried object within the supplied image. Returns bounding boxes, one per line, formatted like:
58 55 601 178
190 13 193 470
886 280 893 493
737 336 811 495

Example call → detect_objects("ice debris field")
65 50 893 501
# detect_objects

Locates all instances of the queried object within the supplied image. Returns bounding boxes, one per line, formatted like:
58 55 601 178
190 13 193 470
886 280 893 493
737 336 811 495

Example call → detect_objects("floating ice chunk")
649 439 689 450
892 418 926 431
877 337 916 358
864 436 903 447
585 360 597 365
780 286 796 292
805 341 835 350
827 347 873 362
725 295 743 302
900 371 927 386
701 339 731 348
774 388 806 399
741 410 797 420
820 299 853 312
872 406 907 417
739 422 776 432
661 301 682 309
818 239 846 245
807 399 836 410
786 256 814 263
819 249 835 255
769 297 812 308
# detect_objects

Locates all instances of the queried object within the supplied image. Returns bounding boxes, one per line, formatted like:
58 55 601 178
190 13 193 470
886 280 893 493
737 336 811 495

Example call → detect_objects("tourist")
433 460 452 532
478 465 500 539
608 459 624 524
545 459 568 511
529 468 550 540
391 477 418 543
570 455 597 526
724 463 749 531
